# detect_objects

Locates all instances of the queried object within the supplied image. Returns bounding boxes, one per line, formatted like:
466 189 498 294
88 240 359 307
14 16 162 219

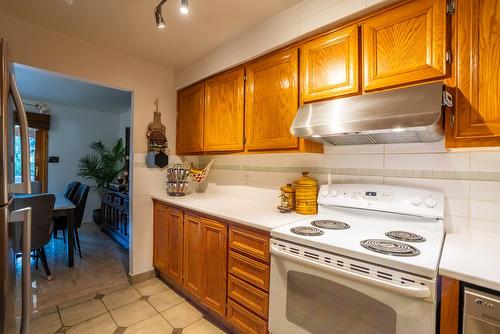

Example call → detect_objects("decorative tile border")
210 165 500 182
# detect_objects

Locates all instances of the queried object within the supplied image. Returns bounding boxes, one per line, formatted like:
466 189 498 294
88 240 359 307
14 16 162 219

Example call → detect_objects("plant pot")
93 208 102 225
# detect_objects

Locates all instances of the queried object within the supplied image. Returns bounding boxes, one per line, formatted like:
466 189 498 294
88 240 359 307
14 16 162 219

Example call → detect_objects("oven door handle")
270 244 432 299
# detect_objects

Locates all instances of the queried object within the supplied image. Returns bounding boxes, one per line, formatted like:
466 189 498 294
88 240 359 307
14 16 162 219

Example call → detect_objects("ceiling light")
154 0 168 29
392 128 406 132
179 0 189 15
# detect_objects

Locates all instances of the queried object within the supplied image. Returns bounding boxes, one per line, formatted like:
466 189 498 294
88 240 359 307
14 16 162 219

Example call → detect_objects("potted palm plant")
77 139 126 225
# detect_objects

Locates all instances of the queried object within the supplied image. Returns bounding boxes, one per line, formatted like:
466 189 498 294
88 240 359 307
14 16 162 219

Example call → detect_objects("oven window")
286 271 397 334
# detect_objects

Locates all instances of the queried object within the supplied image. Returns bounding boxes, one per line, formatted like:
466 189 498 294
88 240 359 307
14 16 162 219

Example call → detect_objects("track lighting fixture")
154 0 168 29
179 0 189 15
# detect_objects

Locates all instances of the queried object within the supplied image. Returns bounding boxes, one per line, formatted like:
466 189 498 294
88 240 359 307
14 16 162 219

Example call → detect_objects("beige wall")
0 13 176 275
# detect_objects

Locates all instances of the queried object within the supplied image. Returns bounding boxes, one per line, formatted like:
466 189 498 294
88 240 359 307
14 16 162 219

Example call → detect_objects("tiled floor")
30 277 227 334
17 223 227 333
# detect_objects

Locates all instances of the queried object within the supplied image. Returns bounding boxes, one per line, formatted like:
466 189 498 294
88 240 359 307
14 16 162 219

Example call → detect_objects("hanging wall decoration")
146 98 169 168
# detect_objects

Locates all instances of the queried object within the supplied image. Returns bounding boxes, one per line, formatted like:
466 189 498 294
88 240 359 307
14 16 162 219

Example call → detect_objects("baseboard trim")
127 269 157 284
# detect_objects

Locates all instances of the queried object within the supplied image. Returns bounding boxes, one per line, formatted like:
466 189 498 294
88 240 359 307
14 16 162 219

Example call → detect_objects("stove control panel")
317 184 444 219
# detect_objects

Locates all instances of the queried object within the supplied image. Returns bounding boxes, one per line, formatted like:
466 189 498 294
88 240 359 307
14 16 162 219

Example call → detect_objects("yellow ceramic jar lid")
293 172 317 187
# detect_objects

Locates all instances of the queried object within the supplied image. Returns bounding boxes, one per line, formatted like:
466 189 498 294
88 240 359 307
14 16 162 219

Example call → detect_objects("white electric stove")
268 184 445 334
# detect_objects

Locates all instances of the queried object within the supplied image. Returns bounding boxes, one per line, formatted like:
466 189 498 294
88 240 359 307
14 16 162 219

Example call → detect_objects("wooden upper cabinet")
183 214 203 298
166 207 184 285
204 69 245 152
245 48 299 151
300 24 360 103
201 218 227 316
447 0 500 148
362 0 447 91
177 83 204 155
153 202 169 273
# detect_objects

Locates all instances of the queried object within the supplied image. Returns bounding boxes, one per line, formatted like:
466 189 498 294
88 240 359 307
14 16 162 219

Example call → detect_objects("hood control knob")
425 197 437 208
411 196 422 206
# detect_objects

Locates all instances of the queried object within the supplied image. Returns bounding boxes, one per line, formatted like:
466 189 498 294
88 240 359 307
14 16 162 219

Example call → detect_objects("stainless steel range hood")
291 82 445 145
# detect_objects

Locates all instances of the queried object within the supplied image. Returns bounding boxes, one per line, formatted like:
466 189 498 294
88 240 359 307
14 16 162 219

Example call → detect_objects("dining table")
53 194 77 267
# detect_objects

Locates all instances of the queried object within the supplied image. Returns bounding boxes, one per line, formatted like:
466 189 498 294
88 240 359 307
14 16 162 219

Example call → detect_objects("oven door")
268 240 436 334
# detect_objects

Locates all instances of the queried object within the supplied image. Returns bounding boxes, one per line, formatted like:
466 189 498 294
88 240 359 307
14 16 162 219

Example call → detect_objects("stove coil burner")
360 239 420 257
385 231 426 243
290 226 324 236
311 220 351 230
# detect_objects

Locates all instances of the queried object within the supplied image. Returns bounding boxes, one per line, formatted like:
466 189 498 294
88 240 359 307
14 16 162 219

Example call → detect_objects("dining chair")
72 184 90 258
54 181 81 240
13 193 56 280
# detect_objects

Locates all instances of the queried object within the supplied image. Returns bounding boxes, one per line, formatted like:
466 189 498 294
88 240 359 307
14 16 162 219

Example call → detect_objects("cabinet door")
447 0 500 147
204 69 245 152
300 24 360 103
182 214 203 298
166 207 183 285
177 83 204 154
362 0 447 91
245 48 299 150
201 218 227 316
153 202 169 273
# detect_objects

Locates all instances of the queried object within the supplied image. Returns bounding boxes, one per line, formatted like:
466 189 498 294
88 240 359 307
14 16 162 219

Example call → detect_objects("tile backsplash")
197 140 500 237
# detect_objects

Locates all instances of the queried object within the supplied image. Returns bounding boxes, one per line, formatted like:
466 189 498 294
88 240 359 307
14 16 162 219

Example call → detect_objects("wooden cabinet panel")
204 69 245 152
362 0 447 91
228 274 269 319
245 48 299 150
153 202 169 273
300 24 360 103
440 276 460 334
166 208 184 285
201 218 227 316
229 251 270 291
229 225 269 263
228 299 268 334
447 0 500 148
177 83 204 154
183 214 203 298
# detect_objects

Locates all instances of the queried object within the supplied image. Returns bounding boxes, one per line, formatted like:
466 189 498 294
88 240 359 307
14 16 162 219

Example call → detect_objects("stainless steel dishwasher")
463 287 500 333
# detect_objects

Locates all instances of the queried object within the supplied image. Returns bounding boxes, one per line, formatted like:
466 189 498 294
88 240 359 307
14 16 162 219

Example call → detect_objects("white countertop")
440 233 500 291
151 186 305 231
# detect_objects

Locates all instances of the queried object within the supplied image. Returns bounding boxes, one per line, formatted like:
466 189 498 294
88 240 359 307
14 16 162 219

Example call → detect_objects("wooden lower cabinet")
154 203 271 332
201 218 227 316
440 276 460 334
183 214 203 298
153 202 183 285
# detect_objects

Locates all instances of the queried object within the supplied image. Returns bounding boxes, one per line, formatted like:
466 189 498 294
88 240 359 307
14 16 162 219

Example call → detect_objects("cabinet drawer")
229 225 269 263
229 251 269 291
228 274 269 319
228 299 268 334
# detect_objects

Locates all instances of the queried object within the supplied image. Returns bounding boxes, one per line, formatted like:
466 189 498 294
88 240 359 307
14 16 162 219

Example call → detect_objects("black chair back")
64 181 81 202
12 194 56 251
72 184 89 229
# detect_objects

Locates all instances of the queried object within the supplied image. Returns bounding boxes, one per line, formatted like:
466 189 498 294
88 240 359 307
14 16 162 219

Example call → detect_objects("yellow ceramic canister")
280 183 295 210
293 172 318 215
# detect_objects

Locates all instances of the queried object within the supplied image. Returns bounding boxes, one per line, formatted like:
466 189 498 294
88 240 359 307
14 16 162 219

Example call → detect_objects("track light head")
179 0 189 15
154 0 168 29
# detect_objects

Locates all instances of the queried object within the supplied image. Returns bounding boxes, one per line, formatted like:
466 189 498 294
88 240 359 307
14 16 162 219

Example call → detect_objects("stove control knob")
425 197 437 208
321 188 329 197
411 196 422 206
329 189 338 197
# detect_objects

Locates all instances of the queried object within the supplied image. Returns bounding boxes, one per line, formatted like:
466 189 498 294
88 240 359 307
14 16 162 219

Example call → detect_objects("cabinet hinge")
450 111 455 128
446 0 456 15
445 50 453 64
442 90 454 108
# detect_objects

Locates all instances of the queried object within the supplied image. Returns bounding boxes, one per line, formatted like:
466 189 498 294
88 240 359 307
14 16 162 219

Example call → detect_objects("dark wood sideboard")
101 188 129 249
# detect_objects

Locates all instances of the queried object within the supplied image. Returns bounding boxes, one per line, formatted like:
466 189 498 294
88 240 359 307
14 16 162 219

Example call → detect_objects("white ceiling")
14 64 132 114
0 0 302 69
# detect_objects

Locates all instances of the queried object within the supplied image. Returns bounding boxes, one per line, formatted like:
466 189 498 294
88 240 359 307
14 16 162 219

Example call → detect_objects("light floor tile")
66 313 117 334
110 300 158 327
161 301 203 328
57 293 97 310
102 286 141 310
124 314 173 334
59 299 107 326
28 312 61 334
183 318 226 334
148 289 184 312
133 278 169 296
